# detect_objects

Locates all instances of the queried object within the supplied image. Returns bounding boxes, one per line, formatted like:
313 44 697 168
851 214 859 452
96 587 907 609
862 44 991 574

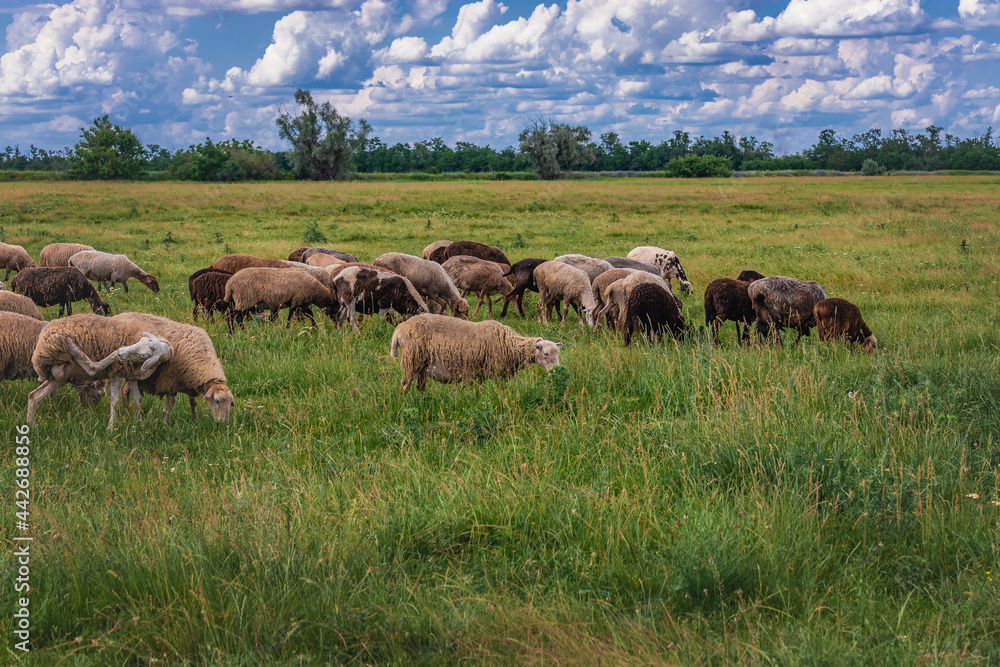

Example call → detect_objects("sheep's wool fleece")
32 314 148 381
0 312 46 379
392 315 542 383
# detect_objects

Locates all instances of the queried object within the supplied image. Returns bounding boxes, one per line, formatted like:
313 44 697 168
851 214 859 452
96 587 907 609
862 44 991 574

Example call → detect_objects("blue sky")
2 0 1000 155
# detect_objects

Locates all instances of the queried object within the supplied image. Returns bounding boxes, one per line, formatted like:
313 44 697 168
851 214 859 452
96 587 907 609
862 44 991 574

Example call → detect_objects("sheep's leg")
122 279 129 294
27 380 63 424
65 300 73 316
189 395 197 420
225 308 235 334
348 302 361 334
107 378 123 429
471 292 484 318
127 381 142 417
486 293 496 318
164 395 175 424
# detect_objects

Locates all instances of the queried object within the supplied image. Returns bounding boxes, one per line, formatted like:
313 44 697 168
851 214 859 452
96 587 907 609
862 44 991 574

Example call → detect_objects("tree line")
2 90 998 180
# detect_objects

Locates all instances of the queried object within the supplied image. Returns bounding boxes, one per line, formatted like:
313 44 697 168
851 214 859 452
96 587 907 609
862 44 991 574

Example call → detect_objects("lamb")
626 246 694 294
0 312 103 405
422 240 452 260
553 254 614 282
736 270 766 283
12 267 111 316
747 276 827 345
210 254 299 274
113 312 234 424
0 291 43 319
332 266 428 333
68 250 160 293
813 298 877 353
704 278 755 345
0 242 36 280
438 240 511 270
188 269 233 321
499 258 547 319
441 256 512 318
533 261 596 327
602 256 660 276
39 243 95 267
593 271 674 332
224 268 338 333
300 247 359 263
371 252 469 318
27 315 173 426
622 283 688 347
389 313 562 392
590 268 640 329
305 253 347 268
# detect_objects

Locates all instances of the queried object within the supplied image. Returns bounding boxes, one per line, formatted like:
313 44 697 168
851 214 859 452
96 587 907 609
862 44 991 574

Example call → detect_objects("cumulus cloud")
774 0 927 37
958 0 1000 27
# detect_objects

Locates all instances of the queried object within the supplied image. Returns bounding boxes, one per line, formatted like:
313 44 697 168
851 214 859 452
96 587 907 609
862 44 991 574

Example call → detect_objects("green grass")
1 177 999 664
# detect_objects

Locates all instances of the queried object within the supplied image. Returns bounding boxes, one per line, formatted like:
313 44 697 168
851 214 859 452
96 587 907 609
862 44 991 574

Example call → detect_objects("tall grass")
1 177 999 664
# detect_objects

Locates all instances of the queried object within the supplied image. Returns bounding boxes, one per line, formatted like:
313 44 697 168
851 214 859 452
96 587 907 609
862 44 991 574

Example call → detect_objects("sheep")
300 247 359 263
371 252 469 318
113 312 234 424
441 256 512 318
389 313 562 392
747 276 827 345
704 278 755 345
210 254 299 274
593 271 675 332
422 240 452 260
0 312 103 405
332 266 428 333
0 291 43 319
602 256 660 276
626 246 694 294
224 268 338 333
12 267 111 316
27 315 173 425
813 298 877 353
499 258 547 319
533 261 596 327
737 270 766 283
305 253 347 268
39 243 95 267
439 240 511 270
287 247 309 262
0 242 36 281
622 283 688 347
189 269 233 322
68 250 160 293
553 254 614 283
590 268 640 329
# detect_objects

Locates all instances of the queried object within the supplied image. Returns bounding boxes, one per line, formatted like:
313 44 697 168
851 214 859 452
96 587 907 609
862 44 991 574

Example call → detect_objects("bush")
861 159 887 176
69 115 146 180
666 154 732 178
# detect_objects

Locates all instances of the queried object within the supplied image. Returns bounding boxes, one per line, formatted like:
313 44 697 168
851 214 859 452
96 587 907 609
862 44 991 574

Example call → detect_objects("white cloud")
382 36 429 63
774 0 926 37
958 0 1000 27
963 85 1000 98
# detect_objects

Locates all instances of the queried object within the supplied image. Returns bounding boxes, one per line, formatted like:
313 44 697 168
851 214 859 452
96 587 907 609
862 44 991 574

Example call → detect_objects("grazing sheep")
210 254 298 274
440 240 511 269
747 276 827 345
622 282 687 346
603 256 660 276
224 268 338 333
114 312 234 424
591 268 640 329
39 243 95 267
305 253 346 268
0 242 36 281
0 291 43 319
704 278 755 345
422 240 452 260
533 261 596 327
389 313 562 392
553 254 614 282
626 246 694 294
499 258 547 319
68 250 160 293
441 256 512 318
12 267 111 316
372 252 469 318
189 269 233 322
332 266 428 333
814 298 877 353
736 270 766 283
287 247 309 262
593 271 674 332
27 315 172 425
300 247 359 263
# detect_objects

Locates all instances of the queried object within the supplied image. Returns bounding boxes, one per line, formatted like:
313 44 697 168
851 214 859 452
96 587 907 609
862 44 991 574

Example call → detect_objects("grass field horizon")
1 176 998 664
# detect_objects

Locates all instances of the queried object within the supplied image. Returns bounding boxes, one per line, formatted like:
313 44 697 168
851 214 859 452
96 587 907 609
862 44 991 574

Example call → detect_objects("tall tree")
518 117 595 179
276 89 371 180
69 115 145 180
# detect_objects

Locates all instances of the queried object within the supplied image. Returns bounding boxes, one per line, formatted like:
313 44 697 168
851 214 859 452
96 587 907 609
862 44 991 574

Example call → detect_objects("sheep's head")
117 332 173 377
680 279 694 295
533 340 562 370
142 274 161 293
454 299 470 319
74 380 105 406
92 299 112 316
863 334 878 354
204 382 234 422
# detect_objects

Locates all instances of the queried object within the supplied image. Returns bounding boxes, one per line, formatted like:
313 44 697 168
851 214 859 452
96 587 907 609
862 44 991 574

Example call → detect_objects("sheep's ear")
140 355 159 372
555 342 563 348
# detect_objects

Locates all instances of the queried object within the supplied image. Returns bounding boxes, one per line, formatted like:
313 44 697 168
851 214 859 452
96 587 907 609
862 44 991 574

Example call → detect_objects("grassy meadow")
1 176 999 664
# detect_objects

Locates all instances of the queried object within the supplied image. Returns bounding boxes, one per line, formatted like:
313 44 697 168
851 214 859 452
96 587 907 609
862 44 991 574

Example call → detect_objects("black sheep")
736 270 766 282
499 258 548 318
704 278 755 345
189 268 233 321
12 267 111 316
622 282 686 346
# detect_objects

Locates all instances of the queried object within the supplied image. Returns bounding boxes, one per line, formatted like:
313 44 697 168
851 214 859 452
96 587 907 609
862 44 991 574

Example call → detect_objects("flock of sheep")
0 236 876 426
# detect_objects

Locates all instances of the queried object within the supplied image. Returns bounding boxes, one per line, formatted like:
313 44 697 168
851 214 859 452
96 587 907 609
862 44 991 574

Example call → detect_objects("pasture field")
1 176 999 665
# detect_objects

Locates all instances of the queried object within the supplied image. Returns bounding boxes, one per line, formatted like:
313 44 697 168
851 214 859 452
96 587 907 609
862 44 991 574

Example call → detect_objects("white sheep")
0 242 36 281
626 246 694 294
38 243 95 267
533 261 596 327
372 252 469 318
68 250 160 293
553 254 614 282
224 267 338 332
305 253 346 268
390 313 562 391
590 268 640 330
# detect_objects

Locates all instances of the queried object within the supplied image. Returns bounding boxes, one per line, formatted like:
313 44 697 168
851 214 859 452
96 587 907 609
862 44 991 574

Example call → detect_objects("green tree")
275 89 371 180
69 115 145 180
518 117 595 179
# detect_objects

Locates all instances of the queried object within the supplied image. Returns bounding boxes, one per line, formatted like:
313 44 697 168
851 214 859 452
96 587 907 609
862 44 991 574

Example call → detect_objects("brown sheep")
704 278 755 345
0 291 43 319
189 269 233 322
441 255 512 318
39 243 95 267
622 283 688 346
0 242 36 280
747 276 827 345
814 298 877 353
210 254 297 273
440 240 511 269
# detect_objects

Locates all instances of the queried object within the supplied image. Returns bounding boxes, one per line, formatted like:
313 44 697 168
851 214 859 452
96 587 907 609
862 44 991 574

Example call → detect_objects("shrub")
666 154 732 178
861 159 887 176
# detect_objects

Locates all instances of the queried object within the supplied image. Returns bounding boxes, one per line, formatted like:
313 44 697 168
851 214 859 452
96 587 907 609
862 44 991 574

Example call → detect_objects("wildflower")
967 493 980 500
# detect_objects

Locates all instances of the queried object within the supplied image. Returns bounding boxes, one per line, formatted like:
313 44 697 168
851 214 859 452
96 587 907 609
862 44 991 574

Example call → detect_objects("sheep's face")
205 383 234 422
455 299 470 319
94 301 112 316
142 275 161 293
863 334 878 354
534 340 562 370
75 380 105 407
117 333 173 376
680 280 694 295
